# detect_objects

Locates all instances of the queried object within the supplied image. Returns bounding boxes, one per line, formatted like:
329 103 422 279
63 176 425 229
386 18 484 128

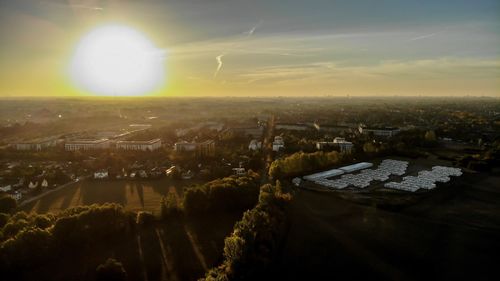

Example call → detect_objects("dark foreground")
274 173 500 281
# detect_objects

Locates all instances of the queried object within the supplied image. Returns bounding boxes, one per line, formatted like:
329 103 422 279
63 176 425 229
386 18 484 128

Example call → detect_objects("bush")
96 258 127 281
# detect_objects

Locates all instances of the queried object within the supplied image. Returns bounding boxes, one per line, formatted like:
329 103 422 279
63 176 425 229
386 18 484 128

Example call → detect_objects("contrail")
213 21 262 79
214 54 225 78
409 32 438 41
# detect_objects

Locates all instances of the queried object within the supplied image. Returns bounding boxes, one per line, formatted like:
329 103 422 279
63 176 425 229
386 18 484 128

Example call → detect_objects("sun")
70 25 165 96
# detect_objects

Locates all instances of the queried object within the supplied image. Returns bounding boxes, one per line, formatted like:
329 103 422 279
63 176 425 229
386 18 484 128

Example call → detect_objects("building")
174 141 198 152
248 139 262 151
316 141 335 150
333 137 354 154
94 170 109 179
0 185 12 192
232 167 246 176
230 126 264 138
175 140 216 157
272 136 285 152
276 123 310 131
315 124 353 133
10 191 22 201
65 139 110 151
197 140 216 157
13 136 59 151
116 138 162 151
358 126 400 137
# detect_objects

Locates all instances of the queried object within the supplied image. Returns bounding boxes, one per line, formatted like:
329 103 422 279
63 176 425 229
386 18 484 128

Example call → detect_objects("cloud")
214 54 225 78
213 21 262 79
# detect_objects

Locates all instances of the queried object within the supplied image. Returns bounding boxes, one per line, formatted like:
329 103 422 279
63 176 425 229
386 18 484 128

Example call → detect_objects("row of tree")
0 204 134 281
182 170 261 215
203 181 292 280
269 151 342 179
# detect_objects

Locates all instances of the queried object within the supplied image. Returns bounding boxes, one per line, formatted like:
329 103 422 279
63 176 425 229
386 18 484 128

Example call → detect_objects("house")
0 185 12 192
28 181 38 189
41 179 49 188
94 170 109 179
10 191 22 201
248 139 262 151
116 138 162 151
272 136 285 152
65 139 110 151
232 167 246 176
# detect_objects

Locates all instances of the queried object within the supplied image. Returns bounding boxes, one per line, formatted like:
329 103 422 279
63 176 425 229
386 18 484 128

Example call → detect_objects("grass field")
273 172 500 280
21 178 203 214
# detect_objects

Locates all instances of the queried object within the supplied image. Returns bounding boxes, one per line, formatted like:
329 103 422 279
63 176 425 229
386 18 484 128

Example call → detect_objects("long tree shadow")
157 218 206 281
81 180 127 206
184 212 244 269
58 183 80 210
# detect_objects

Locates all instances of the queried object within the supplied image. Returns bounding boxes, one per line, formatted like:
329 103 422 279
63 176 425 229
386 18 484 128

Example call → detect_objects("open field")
21 178 202 214
274 172 500 280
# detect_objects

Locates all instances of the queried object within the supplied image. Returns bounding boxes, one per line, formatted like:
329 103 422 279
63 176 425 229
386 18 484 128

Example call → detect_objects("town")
0 97 497 206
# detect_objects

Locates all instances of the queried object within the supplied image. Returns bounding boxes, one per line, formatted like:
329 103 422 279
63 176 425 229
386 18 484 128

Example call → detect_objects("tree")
96 258 127 281
424 130 437 142
0 196 17 213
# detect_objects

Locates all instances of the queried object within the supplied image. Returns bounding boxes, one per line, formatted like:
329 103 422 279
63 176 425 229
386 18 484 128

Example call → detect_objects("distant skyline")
0 0 499 97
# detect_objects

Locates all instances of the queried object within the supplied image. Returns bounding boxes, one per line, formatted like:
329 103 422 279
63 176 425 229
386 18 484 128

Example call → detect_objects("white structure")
41 179 49 188
272 136 285 152
292 177 302 187
359 126 400 137
14 136 59 151
384 165 462 192
339 162 373 173
116 139 161 151
65 139 110 151
94 170 109 179
305 159 408 190
10 191 22 201
0 185 12 192
232 167 246 176
248 139 262 151
28 181 38 189
303 169 344 181
333 138 354 153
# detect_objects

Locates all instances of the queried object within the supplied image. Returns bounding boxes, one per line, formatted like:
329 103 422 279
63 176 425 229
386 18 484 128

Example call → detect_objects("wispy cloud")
214 54 225 78
213 21 262 79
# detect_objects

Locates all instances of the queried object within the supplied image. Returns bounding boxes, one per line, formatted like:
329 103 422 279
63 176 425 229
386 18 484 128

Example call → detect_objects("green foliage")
0 204 133 281
135 211 155 226
160 192 180 219
0 196 17 214
95 258 128 281
203 183 292 281
183 173 261 215
269 151 341 179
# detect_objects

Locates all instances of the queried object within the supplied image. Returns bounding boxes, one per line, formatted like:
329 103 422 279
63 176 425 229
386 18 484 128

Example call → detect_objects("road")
260 114 276 185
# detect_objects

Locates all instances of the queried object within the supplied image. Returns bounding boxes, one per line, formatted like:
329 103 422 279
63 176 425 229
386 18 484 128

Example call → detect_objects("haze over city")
0 0 499 97
0 1 499 281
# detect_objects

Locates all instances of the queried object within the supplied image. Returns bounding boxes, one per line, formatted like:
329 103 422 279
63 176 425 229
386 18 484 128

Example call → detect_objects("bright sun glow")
70 25 165 96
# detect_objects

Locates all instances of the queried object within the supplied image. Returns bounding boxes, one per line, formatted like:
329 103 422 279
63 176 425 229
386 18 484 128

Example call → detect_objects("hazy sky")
0 0 499 96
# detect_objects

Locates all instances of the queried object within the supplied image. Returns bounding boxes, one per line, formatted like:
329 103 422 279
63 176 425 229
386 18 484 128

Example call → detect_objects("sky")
0 0 499 97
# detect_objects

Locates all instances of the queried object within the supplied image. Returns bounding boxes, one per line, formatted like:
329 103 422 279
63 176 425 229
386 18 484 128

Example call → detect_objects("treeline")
182 170 261 215
203 181 292 280
269 151 342 179
0 204 134 281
